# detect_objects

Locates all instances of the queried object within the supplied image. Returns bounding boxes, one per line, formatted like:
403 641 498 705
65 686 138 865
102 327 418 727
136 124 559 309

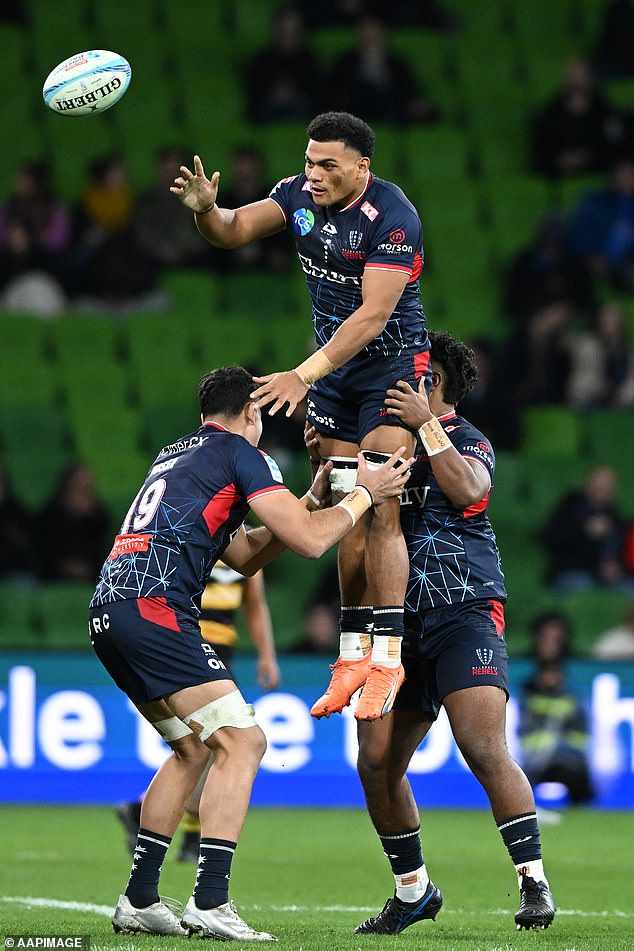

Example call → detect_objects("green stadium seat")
487 176 551 256
559 589 634 655
0 404 71 509
220 271 302 320
0 582 43 650
161 271 220 320
524 456 589 527
139 399 199 455
195 313 273 373
124 311 199 407
520 405 584 459
37 583 95 650
586 408 634 517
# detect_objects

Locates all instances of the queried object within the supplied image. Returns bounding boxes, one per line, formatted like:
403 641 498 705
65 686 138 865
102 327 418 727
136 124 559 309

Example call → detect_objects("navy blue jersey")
269 172 428 359
90 422 286 615
400 412 507 616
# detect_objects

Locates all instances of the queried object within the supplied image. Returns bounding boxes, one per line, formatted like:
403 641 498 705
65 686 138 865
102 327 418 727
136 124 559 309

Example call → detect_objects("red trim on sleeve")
202 483 240 537
137 597 181 632
247 485 288 502
488 599 505 637
365 262 412 274
463 494 489 518
408 250 423 283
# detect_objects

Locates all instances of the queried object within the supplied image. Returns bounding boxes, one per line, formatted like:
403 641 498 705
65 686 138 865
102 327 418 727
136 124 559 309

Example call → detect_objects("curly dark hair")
198 366 254 419
428 330 478 406
306 112 376 158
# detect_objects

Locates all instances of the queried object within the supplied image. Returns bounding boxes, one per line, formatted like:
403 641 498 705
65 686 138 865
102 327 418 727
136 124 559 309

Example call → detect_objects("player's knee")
458 734 508 778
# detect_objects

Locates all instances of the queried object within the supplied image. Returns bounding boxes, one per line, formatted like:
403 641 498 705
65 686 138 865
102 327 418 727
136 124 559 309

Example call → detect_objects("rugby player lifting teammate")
172 112 429 720
353 333 556 934
89 366 411 941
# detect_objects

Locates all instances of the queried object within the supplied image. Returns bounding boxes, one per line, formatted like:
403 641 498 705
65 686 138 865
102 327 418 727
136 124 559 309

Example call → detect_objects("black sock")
340 605 374 636
194 837 237 909
497 812 542 866
125 827 171 908
373 606 405 639
379 827 423 876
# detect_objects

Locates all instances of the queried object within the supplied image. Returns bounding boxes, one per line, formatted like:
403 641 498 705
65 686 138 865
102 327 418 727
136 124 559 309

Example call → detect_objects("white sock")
371 634 402 667
395 864 429 902
515 860 548 888
340 632 371 660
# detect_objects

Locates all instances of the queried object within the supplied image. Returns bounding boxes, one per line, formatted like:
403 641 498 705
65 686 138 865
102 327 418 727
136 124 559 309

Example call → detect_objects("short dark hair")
198 366 254 419
428 331 478 405
306 112 376 158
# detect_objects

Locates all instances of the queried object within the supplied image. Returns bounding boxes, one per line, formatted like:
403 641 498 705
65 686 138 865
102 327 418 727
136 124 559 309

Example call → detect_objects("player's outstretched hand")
356 447 413 504
170 154 220 213
251 370 308 417
385 379 432 430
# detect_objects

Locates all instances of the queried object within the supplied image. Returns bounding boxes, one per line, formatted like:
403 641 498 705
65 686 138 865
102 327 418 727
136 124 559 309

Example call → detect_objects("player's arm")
386 381 490 508
251 267 409 416
242 573 280 691
170 154 285 247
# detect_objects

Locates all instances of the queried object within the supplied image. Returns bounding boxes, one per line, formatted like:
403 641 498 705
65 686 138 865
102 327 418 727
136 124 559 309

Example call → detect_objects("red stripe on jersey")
365 262 412 274
202 483 240 537
414 350 430 376
408 250 423 283
247 485 288 502
463 494 488 518
488 599 505 637
137 596 181 631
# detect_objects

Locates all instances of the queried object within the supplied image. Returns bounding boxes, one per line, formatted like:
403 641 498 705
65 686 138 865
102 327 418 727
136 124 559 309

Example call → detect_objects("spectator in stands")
502 212 595 409
518 611 594 806
592 600 634 660
457 337 521 450
567 300 634 408
133 146 214 271
504 213 596 323
567 155 634 292
324 16 441 125
71 154 164 313
213 146 293 275
540 464 634 594
594 0 634 80
530 57 626 178
38 463 111 584
244 5 323 123
0 465 34 585
0 161 72 313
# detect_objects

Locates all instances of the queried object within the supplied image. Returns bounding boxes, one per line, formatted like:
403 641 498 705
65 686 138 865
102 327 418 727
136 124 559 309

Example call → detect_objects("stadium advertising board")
0 654 632 807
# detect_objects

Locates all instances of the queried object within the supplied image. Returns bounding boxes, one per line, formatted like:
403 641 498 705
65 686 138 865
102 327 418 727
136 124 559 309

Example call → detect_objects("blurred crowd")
1 0 634 661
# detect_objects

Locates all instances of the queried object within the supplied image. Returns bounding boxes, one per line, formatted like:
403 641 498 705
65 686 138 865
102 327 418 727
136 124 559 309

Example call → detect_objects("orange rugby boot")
310 654 371 718
354 663 405 721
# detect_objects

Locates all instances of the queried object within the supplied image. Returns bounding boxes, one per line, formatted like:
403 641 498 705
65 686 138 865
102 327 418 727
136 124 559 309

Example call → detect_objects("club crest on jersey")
293 208 315 236
321 222 337 234
348 230 363 249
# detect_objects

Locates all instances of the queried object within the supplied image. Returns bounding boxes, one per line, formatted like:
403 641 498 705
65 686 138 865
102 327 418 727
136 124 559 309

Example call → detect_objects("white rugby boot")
112 893 188 935
182 897 277 941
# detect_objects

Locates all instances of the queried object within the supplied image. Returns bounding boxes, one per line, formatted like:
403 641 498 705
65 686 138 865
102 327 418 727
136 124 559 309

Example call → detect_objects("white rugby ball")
43 50 131 116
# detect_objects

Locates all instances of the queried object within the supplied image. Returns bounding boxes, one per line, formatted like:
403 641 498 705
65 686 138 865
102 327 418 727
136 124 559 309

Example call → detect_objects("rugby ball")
43 50 131 116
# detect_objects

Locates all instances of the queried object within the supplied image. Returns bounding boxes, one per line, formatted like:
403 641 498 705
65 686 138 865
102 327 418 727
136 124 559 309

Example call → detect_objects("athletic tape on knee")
153 715 195 742
183 689 256 743
327 456 358 493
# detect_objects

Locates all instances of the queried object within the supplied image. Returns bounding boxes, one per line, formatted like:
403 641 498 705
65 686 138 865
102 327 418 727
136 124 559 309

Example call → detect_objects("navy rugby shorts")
89 597 233 704
307 348 431 445
396 599 509 718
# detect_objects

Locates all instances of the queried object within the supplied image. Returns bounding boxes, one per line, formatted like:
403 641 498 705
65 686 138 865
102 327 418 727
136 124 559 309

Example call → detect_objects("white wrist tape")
418 417 452 456
301 490 322 511
337 485 373 526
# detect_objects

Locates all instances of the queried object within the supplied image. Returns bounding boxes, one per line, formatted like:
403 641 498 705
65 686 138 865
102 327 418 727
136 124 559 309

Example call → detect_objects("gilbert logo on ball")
43 50 131 116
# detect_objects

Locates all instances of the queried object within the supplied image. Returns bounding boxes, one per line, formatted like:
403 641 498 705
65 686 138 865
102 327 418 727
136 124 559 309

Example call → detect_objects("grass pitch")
0 806 632 951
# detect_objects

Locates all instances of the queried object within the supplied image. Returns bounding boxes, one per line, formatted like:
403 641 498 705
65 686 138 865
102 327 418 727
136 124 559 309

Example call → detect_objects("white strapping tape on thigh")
360 450 391 471
153 715 195 742
327 456 358 493
183 689 256 743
